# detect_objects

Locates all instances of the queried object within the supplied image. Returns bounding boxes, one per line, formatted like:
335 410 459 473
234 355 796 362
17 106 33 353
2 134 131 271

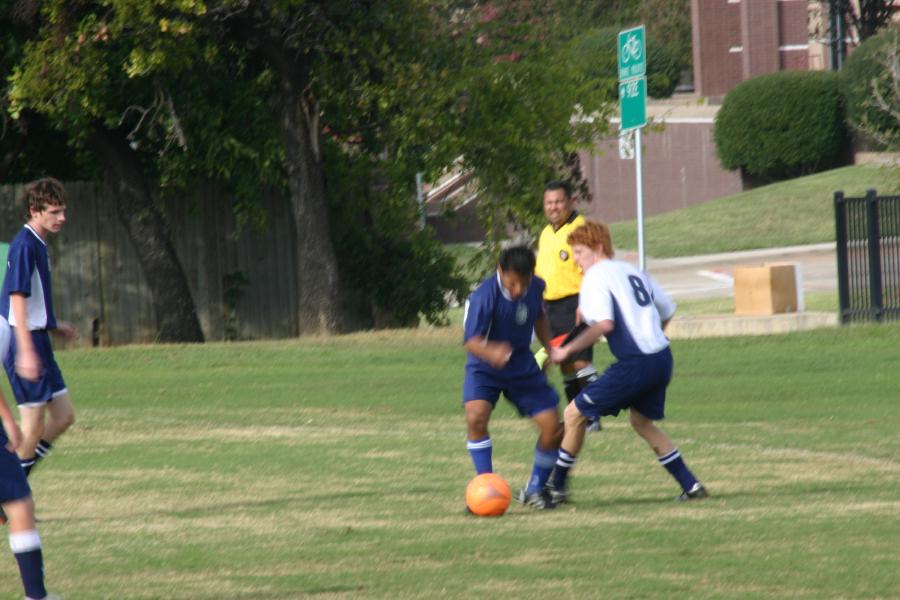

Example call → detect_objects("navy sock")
552 449 577 491
35 439 53 465
10 530 46 600
466 437 493 474
658 448 699 492
526 444 557 493
20 456 37 477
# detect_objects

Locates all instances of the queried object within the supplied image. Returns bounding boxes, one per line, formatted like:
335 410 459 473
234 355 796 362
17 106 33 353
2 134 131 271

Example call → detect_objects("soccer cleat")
586 417 602 433
676 483 709 502
514 486 557 510
544 482 569 505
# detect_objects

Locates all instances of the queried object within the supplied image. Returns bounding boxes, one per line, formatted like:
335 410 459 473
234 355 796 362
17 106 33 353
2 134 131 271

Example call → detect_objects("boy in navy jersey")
549 221 707 502
0 317 56 600
0 178 77 482
463 246 561 509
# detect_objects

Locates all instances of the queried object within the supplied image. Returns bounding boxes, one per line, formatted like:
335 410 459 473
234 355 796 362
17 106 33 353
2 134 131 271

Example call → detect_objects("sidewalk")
618 243 840 338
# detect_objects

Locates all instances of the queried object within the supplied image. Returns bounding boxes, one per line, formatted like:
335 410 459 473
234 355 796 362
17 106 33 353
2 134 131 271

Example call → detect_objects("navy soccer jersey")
462 272 559 416
464 272 547 376
0 225 57 331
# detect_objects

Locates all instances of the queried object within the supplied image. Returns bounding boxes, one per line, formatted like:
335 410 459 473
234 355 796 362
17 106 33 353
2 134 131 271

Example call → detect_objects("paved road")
617 243 837 300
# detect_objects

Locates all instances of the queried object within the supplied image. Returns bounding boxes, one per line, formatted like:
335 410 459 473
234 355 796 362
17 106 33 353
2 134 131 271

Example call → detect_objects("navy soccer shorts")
463 366 560 417
4 330 68 407
574 347 673 421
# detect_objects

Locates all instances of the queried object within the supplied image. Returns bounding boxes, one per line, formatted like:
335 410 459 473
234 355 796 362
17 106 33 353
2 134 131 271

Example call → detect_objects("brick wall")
693 0 810 98
578 120 742 223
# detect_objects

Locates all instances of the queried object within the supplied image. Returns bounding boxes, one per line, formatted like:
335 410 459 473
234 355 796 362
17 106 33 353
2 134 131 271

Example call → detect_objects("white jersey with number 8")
578 259 676 360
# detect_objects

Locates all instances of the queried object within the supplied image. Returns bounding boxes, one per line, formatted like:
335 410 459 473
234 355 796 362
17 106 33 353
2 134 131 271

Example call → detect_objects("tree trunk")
273 74 343 335
90 128 205 343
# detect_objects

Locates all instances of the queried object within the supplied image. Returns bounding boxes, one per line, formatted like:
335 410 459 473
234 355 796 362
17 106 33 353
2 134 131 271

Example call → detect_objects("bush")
714 71 848 181
841 28 900 150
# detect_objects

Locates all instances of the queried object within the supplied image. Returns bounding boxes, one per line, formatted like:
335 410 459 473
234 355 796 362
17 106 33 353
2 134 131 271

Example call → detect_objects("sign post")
617 25 648 270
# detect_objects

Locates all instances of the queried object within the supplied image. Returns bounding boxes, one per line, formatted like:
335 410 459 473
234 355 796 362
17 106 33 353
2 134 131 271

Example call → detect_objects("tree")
0 4 84 181
8 2 205 342
839 0 899 42
7 0 619 336
846 27 900 150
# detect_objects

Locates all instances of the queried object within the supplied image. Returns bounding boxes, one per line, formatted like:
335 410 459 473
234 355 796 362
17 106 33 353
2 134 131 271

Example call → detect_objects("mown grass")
1 323 898 599
609 165 899 257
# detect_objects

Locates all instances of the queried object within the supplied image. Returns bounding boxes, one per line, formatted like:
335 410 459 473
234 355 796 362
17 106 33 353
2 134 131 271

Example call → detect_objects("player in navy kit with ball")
463 246 562 509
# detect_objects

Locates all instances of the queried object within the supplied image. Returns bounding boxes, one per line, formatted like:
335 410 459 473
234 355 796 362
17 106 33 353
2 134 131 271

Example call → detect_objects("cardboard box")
733 264 799 315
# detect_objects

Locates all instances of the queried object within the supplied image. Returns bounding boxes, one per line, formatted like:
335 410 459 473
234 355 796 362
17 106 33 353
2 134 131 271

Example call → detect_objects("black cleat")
515 486 557 510
544 482 570 505
677 483 709 502
586 417 602 433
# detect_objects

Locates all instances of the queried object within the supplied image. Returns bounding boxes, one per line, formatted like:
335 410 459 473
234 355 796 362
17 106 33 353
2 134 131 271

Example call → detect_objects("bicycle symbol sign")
622 34 642 63
617 25 646 81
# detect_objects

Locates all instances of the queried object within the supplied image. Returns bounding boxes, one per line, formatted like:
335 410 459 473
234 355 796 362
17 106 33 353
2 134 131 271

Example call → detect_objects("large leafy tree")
8 0 618 335
0 3 84 181
8 2 207 342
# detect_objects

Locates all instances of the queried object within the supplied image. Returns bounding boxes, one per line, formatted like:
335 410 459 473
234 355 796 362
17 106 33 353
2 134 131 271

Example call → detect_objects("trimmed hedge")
841 27 900 149
714 71 847 181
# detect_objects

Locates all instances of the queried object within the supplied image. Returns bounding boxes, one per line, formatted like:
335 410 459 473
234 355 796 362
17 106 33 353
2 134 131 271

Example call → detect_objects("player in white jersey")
548 220 707 502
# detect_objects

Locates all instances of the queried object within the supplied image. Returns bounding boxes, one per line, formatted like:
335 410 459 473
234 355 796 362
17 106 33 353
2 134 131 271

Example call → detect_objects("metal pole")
865 188 883 322
834 191 850 323
635 127 645 270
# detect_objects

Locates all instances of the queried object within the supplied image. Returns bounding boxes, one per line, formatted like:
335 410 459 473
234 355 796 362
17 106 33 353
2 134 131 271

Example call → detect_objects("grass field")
1 323 898 599
608 165 899 257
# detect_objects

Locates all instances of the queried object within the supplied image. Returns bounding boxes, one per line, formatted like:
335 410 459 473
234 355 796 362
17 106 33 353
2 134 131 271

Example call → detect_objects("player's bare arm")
464 335 512 370
550 320 612 364
10 293 40 381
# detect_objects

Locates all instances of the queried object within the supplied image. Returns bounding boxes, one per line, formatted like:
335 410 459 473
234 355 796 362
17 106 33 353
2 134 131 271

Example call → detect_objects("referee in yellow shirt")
535 181 600 417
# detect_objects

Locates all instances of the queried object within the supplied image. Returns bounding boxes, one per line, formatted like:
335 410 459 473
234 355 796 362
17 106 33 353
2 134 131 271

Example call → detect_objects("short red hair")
567 220 614 258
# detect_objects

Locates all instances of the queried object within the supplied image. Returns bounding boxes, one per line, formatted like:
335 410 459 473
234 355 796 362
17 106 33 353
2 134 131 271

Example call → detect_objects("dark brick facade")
692 0 809 99
578 120 742 223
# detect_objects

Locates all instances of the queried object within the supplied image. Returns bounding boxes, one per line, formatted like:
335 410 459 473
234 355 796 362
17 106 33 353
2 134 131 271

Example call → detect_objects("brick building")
691 0 811 99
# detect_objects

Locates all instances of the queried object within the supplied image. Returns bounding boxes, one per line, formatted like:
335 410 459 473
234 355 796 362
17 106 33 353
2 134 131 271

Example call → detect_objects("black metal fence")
834 189 900 323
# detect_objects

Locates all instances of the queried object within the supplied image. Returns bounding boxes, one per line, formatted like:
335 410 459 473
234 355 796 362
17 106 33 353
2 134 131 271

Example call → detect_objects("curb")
666 311 838 340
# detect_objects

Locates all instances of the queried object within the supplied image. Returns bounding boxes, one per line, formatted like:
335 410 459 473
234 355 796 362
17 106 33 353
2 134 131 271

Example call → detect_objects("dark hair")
21 177 67 220
498 245 536 277
544 180 572 199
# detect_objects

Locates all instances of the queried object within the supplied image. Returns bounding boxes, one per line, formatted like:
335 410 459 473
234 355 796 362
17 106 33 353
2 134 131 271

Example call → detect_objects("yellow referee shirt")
535 211 585 301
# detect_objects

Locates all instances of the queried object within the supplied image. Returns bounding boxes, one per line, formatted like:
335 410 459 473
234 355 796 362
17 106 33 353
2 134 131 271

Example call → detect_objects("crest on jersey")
515 302 528 325
559 249 569 261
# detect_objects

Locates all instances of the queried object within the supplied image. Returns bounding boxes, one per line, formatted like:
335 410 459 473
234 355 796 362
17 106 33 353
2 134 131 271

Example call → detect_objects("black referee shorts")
545 294 593 363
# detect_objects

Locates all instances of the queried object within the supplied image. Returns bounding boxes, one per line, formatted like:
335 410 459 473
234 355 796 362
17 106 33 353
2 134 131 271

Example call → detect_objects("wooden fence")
0 182 299 347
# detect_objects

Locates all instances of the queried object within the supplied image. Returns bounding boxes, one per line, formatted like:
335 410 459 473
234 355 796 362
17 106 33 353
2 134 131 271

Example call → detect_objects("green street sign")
617 25 646 81
619 77 647 131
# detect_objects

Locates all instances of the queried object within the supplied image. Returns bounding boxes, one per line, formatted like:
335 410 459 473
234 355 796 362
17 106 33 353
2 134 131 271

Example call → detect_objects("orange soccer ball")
465 473 512 517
